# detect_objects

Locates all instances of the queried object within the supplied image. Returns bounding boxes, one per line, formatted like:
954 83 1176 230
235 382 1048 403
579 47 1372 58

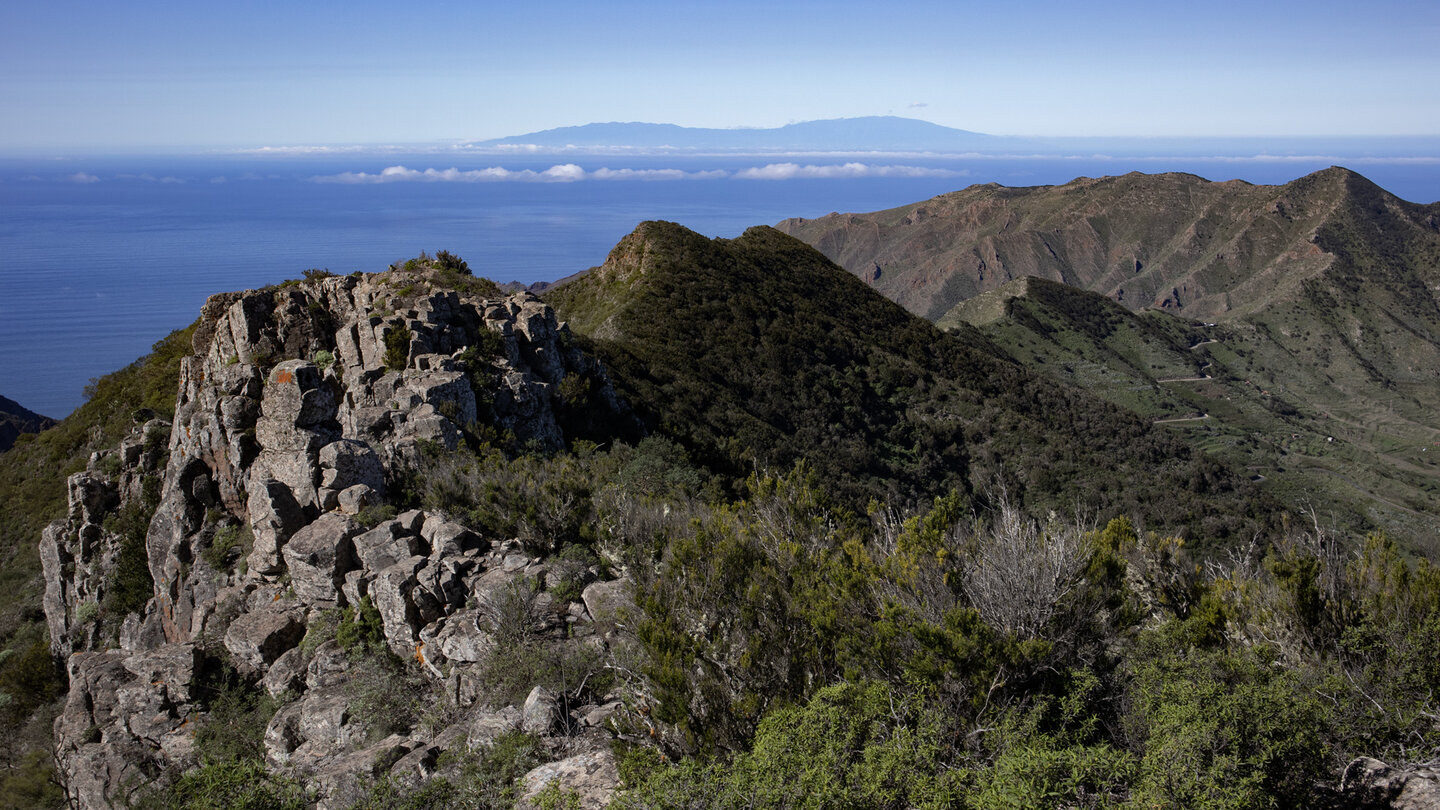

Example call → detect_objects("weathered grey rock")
264 700 305 767
263 360 337 427
579 700 622 729
223 609 304 673
281 513 362 604
429 610 493 663
353 520 423 574
68 471 118 525
521 685 561 736
520 749 622 810
292 691 359 760
312 735 416 810
319 438 386 494
261 646 307 697
422 515 484 559
245 479 306 576
58 738 160 810
54 646 200 810
467 705 521 748
1340 757 1440 809
369 557 439 658
305 640 349 690
581 577 634 628
395 508 428 535
41 278 632 806
417 557 469 612
337 483 378 515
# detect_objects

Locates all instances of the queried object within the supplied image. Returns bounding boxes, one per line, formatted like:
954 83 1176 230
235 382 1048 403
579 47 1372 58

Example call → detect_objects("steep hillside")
0 396 56 453
779 168 1440 553
777 167 1440 326
947 278 1440 550
546 221 1272 543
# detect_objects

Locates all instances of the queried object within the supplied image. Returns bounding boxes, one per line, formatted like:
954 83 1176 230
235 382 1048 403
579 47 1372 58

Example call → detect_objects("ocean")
3 150 1438 420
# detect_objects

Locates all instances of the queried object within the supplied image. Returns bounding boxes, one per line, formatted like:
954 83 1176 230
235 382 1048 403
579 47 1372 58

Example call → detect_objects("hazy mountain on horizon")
467 115 1000 152
467 116 1440 157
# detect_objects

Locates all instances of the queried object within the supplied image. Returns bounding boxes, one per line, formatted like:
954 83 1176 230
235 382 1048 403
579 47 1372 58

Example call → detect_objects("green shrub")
94 453 123 478
474 638 604 710
346 653 432 743
100 496 159 639
202 522 252 575
1125 639 1328 809
434 250 471 276
620 681 966 809
547 544 599 603
354 503 397 530
384 328 410 371
349 730 543 810
337 596 386 656
138 758 305 810
192 678 278 766
312 349 334 371
299 608 339 659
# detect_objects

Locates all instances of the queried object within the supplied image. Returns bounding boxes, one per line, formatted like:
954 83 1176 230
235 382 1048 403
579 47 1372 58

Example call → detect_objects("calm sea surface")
3 151 1438 419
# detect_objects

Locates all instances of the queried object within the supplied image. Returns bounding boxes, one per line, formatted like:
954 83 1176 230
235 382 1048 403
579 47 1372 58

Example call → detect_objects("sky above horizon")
3 0 1439 152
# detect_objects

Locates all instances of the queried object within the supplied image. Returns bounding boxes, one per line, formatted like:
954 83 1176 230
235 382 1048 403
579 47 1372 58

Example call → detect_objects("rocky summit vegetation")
0 221 1437 810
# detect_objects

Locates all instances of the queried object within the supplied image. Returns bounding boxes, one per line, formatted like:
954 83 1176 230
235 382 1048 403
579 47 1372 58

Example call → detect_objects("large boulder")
521 685 561 736
520 749 622 810
245 479 306 576
223 608 304 673
581 577 634 629
281 513 362 605
318 438 386 501
353 520 424 574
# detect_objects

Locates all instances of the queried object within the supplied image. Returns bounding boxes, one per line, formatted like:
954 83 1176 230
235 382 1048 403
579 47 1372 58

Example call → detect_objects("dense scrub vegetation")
547 222 1275 548
383 439 1440 806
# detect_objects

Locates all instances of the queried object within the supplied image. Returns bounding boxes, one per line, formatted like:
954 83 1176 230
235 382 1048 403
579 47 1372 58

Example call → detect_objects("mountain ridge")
776 167 1440 550
545 220 1272 541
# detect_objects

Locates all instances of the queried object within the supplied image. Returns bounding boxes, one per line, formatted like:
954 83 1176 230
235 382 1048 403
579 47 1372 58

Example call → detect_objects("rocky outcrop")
520 748 622 810
41 268 633 808
40 419 171 655
1338 757 1440 810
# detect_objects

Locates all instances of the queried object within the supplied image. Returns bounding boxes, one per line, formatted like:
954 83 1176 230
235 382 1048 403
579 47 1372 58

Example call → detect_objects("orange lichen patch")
276 369 294 384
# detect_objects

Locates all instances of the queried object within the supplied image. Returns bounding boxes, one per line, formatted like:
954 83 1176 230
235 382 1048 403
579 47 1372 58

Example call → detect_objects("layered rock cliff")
40 268 632 809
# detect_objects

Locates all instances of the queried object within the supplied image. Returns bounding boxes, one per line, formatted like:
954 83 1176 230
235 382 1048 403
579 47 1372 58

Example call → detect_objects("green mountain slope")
778 168 1440 554
776 167 1440 323
546 221 1274 546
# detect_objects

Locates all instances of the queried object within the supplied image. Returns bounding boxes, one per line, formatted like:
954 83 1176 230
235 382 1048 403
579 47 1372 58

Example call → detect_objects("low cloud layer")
312 162 963 184
733 162 966 180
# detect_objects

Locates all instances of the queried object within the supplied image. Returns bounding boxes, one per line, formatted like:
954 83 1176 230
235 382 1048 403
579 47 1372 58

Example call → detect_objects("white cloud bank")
733 162 966 180
67 172 101 183
312 163 962 184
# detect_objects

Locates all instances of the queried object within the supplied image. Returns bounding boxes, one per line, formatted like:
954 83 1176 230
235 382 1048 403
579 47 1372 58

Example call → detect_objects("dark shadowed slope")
546 221 1274 548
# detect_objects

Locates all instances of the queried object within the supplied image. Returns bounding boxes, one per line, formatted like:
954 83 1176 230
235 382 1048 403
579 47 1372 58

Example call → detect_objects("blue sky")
3 0 1438 150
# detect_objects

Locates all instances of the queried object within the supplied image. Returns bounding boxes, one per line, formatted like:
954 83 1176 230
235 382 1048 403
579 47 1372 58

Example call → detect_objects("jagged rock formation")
40 269 631 808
